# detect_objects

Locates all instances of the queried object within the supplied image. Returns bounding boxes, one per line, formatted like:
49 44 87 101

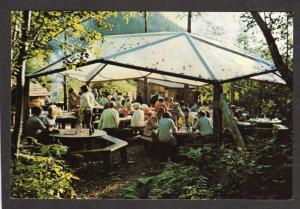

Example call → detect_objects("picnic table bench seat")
72 135 128 170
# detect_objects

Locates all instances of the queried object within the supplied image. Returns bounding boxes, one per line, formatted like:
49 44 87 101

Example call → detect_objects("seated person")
98 101 119 130
158 111 177 145
41 105 56 128
143 113 158 138
124 98 133 113
155 107 166 121
115 95 124 109
131 103 145 128
205 111 213 125
190 101 202 112
25 106 53 144
154 97 167 112
198 101 210 113
193 111 213 142
171 102 184 123
168 97 174 110
98 95 109 107
182 108 195 129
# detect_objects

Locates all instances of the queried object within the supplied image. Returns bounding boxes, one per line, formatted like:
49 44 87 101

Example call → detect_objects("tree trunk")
251 12 292 90
11 11 31 157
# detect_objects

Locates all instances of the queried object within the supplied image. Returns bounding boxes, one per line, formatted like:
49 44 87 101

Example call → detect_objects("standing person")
135 92 144 104
193 111 214 143
190 101 202 112
150 93 159 107
80 85 94 128
131 103 145 127
92 88 99 101
68 88 80 111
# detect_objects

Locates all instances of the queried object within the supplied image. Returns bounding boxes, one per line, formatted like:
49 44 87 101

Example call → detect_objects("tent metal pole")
213 83 223 142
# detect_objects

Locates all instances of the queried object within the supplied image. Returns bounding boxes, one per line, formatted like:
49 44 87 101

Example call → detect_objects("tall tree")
241 12 293 90
11 11 119 154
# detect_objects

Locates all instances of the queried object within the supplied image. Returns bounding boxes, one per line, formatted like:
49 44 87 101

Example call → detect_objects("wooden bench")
72 135 128 171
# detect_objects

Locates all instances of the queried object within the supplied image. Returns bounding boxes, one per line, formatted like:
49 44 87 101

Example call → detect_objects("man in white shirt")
98 101 119 130
80 85 94 128
131 103 145 127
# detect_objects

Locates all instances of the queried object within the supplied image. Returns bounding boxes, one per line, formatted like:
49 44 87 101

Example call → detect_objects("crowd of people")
24 84 218 148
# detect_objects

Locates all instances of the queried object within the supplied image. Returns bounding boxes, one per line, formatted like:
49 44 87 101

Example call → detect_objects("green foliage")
123 162 215 199
92 80 136 96
179 137 292 198
11 138 78 199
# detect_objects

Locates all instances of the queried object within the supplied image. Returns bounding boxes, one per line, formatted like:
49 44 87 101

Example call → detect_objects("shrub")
11 138 79 199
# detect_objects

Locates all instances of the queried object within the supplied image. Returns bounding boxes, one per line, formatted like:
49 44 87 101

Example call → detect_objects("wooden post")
184 84 189 107
213 83 223 142
143 77 148 104
63 75 67 111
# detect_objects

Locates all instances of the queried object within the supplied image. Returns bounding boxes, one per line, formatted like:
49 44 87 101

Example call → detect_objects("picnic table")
51 128 128 170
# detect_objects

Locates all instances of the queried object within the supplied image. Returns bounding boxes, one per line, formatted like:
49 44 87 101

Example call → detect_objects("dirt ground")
72 142 164 199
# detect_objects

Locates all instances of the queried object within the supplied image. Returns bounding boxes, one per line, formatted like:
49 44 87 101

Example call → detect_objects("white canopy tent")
27 32 278 85
26 32 283 141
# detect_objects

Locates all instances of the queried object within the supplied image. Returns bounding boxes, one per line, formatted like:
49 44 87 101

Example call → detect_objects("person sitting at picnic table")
155 107 166 121
131 103 145 128
163 97 170 109
182 108 195 129
143 111 159 138
124 97 133 113
115 95 124 109
198 101 210 113
154 97 167 112
68 88 80 111
205 110 213 125
168 97 174 110
80 85 95 128
25 106 57 144
41 105 57 129
155 111 178 160
141 104 150 118
98 94 109 107
190 101 202 112
193 110 214 143
158 111 177 145
98 101 119 131
171 102 184 124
